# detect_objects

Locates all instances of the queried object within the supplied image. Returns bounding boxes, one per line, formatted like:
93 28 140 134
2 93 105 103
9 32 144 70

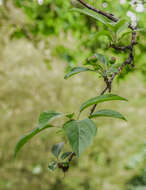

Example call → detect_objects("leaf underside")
51 142 64 159
38 111 63 128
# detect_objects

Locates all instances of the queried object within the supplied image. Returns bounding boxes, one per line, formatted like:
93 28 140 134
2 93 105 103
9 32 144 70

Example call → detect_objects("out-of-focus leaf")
96 31 113 41
48 161 57 171
51 142 64 159
114 19 129 32
71 8 114 26
84 56 104 72
109 67 119 73
116 21 129 37
65 112 75 119
118 31 132 41
61 152 72 160
94 53 108 67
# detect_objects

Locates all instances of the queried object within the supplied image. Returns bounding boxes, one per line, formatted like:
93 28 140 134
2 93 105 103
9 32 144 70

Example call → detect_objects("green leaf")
109 67 119 74
61 152 72 160
89 109 127 121
51 142 64 159
116 22 129 37
65 113 75 119
38 111 63 128
14 125 53 157
80 94 128 113
63 118 97 156
96 31 113 41
94 53 108 67
118 31 132 41
72 8 114 26
113 19 128 33
84 60 104 73
64 67 93 79
48 161 57 171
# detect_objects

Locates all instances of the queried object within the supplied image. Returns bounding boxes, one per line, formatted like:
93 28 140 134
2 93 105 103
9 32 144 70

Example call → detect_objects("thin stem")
68 152 76 162
77 112 81 120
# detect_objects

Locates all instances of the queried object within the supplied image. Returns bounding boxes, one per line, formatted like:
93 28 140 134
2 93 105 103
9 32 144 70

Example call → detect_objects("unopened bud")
110 57 116 64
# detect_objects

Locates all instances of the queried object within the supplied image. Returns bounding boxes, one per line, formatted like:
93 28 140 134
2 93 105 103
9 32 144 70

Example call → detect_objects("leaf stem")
77 112 81 120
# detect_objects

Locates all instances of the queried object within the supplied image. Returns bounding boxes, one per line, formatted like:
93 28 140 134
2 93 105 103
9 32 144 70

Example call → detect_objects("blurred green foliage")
126 168 146 190
1 0 146 77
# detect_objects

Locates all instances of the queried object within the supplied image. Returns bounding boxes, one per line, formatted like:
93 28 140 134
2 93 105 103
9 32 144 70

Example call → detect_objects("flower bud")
110 57 116 64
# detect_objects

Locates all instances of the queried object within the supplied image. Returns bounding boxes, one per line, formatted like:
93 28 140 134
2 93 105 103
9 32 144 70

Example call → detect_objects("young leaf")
109 67 119 74
80 94 128 113
96 31 113 41
51 142 64 159
64 67 93 79
118 31 132 41
61 152 72 160
89 109 127 121
38 111 63 128
116 21 129 37
63 118 97 156
48 161 57 171
65 113 75 119
84 57 104 71
72 8 114 26
94 53 108 67
113 19 128 33
14 125 53 157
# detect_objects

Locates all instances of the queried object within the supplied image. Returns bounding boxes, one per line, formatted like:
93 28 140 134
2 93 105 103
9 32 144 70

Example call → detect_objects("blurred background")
0 0 146 190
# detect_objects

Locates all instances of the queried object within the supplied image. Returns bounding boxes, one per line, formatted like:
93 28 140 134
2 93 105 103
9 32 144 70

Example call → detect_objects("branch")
76 0 119 22
90 30 137 115
76 0 136 30
69 0 137 164
67 30 137 164
110 44 131 51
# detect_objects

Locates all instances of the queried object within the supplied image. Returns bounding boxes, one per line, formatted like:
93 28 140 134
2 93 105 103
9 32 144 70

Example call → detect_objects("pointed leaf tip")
14 125 53 158
38 111 63 128
64 67 92 79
